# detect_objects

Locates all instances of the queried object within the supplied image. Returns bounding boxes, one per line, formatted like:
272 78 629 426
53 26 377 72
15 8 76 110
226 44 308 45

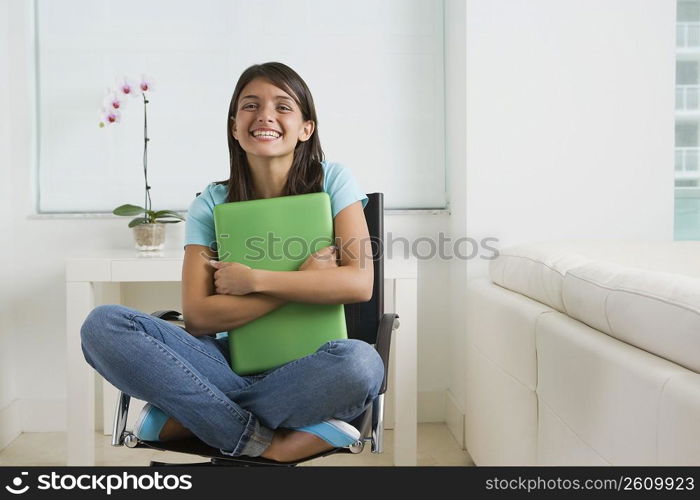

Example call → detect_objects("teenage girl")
80 62 384 463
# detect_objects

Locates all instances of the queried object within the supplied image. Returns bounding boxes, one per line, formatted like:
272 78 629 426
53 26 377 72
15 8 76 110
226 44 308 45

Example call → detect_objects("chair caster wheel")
124 433 139 448
348 440 364 454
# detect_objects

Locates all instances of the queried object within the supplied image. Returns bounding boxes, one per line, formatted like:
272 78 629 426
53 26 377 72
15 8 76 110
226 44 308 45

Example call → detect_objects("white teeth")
252 130 280 138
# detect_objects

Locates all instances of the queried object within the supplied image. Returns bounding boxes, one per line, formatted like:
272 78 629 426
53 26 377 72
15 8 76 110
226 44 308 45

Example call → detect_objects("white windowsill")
27 209 451 220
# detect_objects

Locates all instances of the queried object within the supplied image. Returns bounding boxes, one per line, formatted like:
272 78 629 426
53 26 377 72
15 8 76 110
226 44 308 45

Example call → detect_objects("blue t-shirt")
184 161 368 250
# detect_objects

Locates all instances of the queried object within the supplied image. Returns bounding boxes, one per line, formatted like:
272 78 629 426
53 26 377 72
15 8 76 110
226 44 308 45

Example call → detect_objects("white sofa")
465 241 700 465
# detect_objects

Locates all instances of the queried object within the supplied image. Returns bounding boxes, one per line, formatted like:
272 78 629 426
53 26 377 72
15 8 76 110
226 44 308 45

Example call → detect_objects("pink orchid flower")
99 75 152 127
118 78 138 98
99 109 121 127
138 75 153 94
103 91 122 110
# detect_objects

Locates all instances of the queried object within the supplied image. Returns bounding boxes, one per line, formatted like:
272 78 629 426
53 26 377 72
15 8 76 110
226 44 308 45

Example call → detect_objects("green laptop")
213 192 348 375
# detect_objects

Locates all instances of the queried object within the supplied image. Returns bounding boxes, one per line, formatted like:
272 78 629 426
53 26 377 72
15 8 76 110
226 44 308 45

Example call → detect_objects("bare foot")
260 429 334 463
158 417 195 441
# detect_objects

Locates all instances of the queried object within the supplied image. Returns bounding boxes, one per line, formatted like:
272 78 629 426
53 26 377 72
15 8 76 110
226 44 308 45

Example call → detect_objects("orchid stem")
143 92 151 220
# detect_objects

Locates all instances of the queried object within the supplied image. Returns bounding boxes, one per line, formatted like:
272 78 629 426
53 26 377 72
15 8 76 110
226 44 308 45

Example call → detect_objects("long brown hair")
215 62 324 202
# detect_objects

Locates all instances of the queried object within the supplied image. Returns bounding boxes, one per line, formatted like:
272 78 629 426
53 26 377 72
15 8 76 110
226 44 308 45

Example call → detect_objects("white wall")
0 0 453 449
385 213 451 423
465 0 675 279
0 0 19 449
445 0 467 445
442 0 676 446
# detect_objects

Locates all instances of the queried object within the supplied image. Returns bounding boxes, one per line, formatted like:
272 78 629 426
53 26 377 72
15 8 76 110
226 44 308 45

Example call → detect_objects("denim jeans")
80 304 384 457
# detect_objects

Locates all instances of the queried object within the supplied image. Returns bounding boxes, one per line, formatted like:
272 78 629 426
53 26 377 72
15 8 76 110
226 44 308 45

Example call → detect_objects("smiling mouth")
250 130 282 140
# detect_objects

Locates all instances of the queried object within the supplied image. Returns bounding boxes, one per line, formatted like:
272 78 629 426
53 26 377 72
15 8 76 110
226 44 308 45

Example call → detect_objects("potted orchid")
100 76 185 252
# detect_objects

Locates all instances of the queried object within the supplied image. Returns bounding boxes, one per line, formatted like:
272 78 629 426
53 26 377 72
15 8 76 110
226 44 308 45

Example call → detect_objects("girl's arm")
182 244 286 336
254 201 374 304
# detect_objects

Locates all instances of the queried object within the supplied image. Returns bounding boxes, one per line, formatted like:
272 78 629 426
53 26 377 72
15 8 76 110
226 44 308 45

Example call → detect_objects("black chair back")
344 193 383 345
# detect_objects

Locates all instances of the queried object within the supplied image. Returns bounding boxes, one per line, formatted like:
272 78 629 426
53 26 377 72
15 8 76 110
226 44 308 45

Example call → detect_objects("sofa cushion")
537 312 689 465
563 262 700 373
490 242 700 313
466 344 538 465
466 279 549 391
489 244 592 312
658 373 700 465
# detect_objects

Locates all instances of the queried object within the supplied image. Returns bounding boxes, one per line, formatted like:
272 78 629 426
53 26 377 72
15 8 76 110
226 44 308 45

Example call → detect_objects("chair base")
149 458 291 467
150 460 216 467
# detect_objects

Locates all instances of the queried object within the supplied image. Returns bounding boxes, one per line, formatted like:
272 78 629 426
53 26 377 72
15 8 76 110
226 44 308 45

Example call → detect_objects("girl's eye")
240 103 291 111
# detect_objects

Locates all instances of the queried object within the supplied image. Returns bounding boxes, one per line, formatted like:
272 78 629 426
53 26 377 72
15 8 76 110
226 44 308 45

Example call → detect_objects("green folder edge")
213 192 348 375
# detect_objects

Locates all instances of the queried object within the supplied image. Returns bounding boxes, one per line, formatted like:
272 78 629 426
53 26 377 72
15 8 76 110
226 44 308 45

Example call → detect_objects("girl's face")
231 78 314 162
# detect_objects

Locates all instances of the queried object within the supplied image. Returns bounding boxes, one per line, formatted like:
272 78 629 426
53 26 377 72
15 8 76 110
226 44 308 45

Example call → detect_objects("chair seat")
133 435 354 466
127 405 373 466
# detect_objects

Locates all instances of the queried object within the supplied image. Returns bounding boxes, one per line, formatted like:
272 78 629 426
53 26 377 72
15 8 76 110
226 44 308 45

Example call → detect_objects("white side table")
65 250 417 466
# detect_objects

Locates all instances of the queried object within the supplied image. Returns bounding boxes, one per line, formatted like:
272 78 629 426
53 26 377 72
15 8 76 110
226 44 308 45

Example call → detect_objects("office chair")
110 192 400 466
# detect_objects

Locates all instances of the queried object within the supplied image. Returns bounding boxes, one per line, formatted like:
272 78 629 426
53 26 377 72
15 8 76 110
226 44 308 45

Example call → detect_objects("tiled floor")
0 423 473 467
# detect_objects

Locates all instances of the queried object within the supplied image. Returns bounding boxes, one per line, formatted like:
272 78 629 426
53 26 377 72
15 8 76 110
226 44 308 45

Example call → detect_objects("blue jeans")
80 304 384 457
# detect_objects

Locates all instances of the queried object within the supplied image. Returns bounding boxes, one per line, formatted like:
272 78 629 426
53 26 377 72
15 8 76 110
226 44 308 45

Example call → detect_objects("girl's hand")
299 245 338 271
209 260 257 295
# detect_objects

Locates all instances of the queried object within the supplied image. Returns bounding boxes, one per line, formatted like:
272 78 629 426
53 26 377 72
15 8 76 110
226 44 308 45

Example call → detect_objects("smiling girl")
80 62 384 463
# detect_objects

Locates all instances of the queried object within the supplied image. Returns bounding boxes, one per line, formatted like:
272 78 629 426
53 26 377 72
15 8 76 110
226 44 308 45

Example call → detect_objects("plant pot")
132 223 166 252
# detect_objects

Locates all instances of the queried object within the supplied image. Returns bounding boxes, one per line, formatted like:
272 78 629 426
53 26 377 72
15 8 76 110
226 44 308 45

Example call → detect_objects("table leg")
66 282 96 465
97 283 122 436
393 278 418 466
